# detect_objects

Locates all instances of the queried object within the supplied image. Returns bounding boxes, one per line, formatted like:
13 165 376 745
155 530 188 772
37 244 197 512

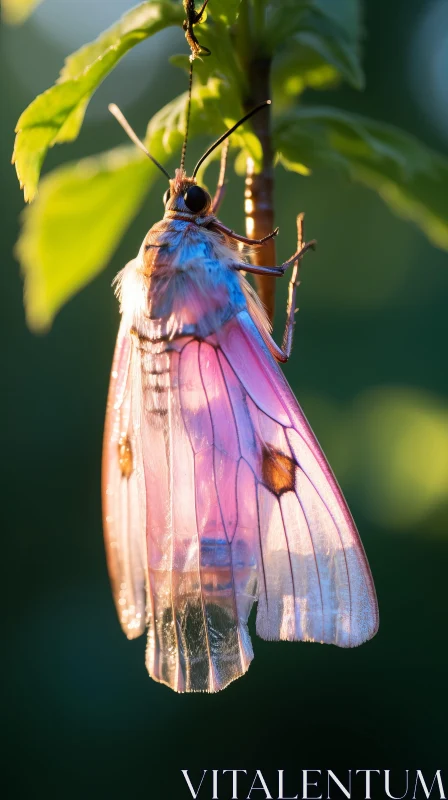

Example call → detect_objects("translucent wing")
140 335 256 693
104 306 377 692
216 310 379 647
138 310 377 693
102 316 147 639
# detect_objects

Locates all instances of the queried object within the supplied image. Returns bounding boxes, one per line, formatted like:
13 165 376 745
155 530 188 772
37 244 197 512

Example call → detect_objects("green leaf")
13 1 184 202
312 0 362 41
146 77 262 171
264 0 308 51
293 27 363 89
274 153 311 176
273 49 340 107
211 0 241 24
274 106 448 250
267 0 362 45
16 71 266 330
266 0 363 89
1 0 42 25
176 14 245 94
16 148 153 331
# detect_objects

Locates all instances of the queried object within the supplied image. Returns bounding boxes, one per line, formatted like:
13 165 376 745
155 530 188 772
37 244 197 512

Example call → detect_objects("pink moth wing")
102 311 148 640
103 298 378 692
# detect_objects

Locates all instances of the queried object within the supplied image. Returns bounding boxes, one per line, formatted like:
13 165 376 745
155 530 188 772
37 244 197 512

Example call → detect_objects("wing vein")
217 347 289 428
194 343 216 692
215 350 242 541
291 478 325 641
215 348 269 609
290 430 353 644
168 355 180 689
255 482 269 611
198 342 246 676
278 497 298 636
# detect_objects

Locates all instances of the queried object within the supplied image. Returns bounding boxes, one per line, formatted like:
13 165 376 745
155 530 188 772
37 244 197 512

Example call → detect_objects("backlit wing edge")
216 310 379 647
102 316 148 640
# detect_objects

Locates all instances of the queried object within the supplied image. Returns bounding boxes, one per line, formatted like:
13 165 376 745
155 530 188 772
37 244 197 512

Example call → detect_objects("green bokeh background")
2 1 447 797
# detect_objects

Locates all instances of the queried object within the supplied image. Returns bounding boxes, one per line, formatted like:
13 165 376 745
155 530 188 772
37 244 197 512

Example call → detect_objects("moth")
102 100 379 693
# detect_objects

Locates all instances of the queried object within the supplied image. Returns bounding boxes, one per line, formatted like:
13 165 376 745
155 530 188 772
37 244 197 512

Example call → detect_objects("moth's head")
163 169 212 219
108 100 270 223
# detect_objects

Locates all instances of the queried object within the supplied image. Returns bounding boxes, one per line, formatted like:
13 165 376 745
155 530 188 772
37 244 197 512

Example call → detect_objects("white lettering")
413 771 446 799
181 770 207 799
223 770 248 799
247 770 273 799
385 769 409 799
356 770 380 799
303 770 322 800
327 771 351 799
212 770 219 800
278 770 298 799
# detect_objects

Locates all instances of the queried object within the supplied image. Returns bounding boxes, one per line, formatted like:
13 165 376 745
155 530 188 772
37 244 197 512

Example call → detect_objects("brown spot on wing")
118 435 133 478
262 446 295 495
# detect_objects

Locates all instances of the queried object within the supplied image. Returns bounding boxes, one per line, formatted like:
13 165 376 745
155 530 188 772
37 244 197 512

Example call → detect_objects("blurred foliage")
12 2 184 201
266 0 363 89
1 0 42 25
352 387 448 529
275 107 448 249
17 77 263 330
17 148 152 330
10 0 448 333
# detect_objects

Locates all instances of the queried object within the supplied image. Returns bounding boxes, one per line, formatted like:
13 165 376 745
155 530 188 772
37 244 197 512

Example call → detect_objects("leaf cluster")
8 0 448 329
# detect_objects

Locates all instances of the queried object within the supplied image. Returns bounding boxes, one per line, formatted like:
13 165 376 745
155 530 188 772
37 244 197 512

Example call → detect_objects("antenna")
180 60 194 172
192 100 271 178
108 103 172 181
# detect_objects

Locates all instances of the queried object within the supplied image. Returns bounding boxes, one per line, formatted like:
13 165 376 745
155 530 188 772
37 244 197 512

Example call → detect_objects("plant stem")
243 55 276 322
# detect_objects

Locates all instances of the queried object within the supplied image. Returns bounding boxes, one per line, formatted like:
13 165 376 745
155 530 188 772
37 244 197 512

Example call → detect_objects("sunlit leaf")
171 12 245 95
15 0 448 331
274 106 448 250
16 148 153 331
147 77 262 171
195 19 246 91
273 50 340 108
211 0 241 24
1 0 42 25
293 27 363 89
267 0 363 95
275 153 311 176
12 1 184 201
16 71 265 330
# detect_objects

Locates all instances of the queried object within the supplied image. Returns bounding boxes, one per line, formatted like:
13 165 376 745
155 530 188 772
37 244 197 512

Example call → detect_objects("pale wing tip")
124 626 146 641
116 610 146 640
256 629 379 648
256 609 380 648
147 662 253 694
348 612 380 648
146 646 254 694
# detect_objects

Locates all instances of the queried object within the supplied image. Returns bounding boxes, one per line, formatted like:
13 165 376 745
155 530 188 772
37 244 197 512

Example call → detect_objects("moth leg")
265 214 316 363
211 221 280 246
232 220 315 281
234 263 285 277
211 139 230 214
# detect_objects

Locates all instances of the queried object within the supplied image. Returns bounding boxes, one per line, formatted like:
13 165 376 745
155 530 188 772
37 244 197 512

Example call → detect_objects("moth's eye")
163 188 171 206
184 185 208 213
